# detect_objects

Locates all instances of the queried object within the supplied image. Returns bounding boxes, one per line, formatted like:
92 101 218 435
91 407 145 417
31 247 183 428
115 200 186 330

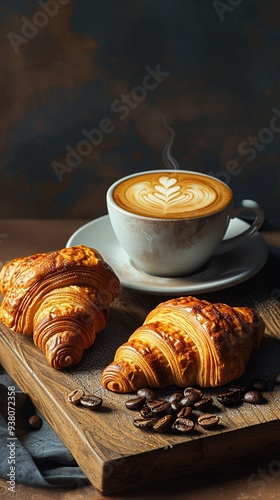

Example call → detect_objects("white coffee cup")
106 170 264 277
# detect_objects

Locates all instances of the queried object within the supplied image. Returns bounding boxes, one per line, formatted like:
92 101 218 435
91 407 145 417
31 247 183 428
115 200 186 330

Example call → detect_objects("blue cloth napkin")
0 368 89 488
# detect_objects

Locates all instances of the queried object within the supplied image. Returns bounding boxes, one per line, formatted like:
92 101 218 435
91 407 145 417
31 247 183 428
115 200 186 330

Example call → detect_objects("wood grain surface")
1 265 280 496
0 220 280 498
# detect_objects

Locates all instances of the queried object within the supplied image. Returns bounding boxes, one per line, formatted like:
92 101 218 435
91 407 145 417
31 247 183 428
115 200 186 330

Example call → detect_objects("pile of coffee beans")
216 379 268 407
67 389 103 411
124 375 278 435
125 387 219 434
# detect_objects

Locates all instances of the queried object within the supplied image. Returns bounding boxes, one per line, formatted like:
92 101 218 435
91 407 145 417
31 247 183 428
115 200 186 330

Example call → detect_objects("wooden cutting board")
1 278 280 495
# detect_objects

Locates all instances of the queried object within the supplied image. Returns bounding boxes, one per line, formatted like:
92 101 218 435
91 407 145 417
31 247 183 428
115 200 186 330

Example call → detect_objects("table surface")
0 218 280 500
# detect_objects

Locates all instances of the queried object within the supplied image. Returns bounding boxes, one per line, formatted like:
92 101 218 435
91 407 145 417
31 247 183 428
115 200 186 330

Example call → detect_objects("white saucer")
66 215 268 295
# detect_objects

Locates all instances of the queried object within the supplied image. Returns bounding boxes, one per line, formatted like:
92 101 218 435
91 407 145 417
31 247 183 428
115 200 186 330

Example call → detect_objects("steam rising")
162 120 179 170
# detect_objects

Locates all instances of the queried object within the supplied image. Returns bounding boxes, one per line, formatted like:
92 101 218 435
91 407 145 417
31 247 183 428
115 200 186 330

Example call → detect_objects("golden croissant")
0 245 120 369
101 296 265 392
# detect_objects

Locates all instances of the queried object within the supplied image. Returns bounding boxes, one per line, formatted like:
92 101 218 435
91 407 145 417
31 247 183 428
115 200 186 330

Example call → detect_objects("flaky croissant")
0 245 120 369
101 296 265 392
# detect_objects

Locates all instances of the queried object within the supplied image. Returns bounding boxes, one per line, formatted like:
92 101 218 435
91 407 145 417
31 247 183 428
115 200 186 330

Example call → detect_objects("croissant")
0 252 48 296
101 296 265 393
0 245 121 369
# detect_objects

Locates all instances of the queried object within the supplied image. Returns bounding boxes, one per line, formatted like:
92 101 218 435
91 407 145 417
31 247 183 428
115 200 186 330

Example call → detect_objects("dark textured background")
0 0 279 228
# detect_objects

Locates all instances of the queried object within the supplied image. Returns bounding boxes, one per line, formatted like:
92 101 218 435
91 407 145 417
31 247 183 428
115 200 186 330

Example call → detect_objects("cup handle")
215 199 265 255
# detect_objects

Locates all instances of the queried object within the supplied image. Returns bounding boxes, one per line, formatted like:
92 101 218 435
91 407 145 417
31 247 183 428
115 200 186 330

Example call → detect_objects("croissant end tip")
101 364 135 393
44 335 84 369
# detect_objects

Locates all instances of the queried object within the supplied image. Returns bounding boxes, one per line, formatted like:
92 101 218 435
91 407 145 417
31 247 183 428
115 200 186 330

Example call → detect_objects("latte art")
113 172 232 218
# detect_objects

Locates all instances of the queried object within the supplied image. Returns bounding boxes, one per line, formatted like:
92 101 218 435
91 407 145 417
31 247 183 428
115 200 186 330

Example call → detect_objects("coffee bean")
170 401 182 414
177 406 192 418
133 417 158 429
125 396 146 410
137 388 156 401
198 413 219 429
183 387 203 400
166 392 184 404
180 395 198 407
194 397 213 411
243 390 266 404
173 417 195 433
181 387 203 406
140 406 154 418
217 389 241 407
227 384 246 395
67 388 84 405
80 394 103 410
274 373 280 386
249 378 268 391
147 400 171 416
151 401 171 415
153 415 174 433
145 399 162 409
28 414 42 430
